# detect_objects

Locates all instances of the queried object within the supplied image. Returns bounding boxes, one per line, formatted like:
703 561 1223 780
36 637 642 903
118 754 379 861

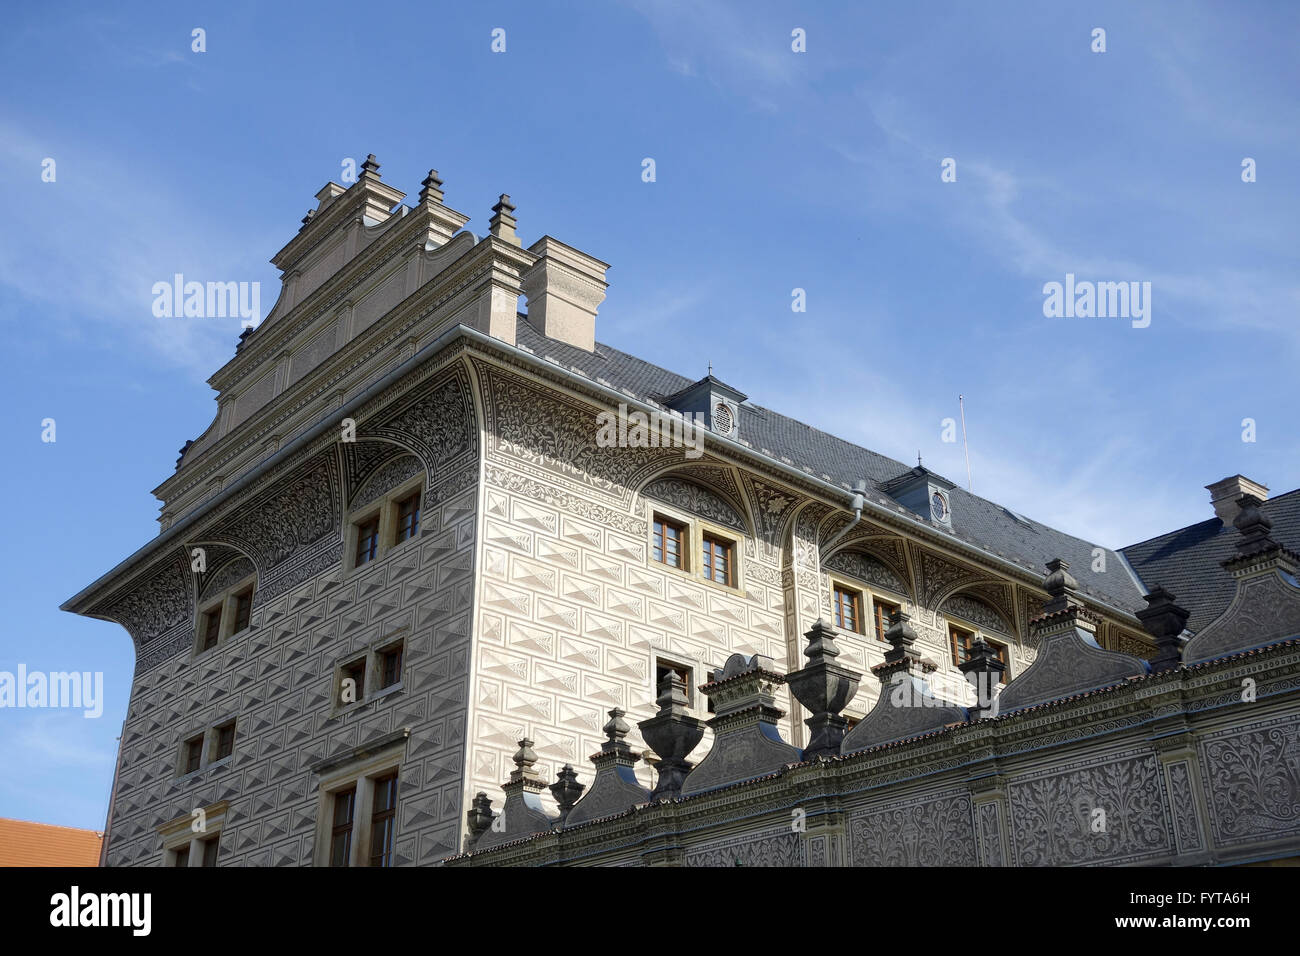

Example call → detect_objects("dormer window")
658 373 748 440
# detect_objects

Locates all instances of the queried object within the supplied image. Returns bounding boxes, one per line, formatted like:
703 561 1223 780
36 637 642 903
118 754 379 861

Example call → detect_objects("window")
701 534 734 586
833 585 863 634
330 786 356 868
378 644 403 690
346 472 425 573
396 491 421 543
655 659 693 707
315 762 402 868
231 587 253 634
950 624 1011 680
200 836 219 867
873 599 901 643
369 773 399 867
213 721 236 762
340 658 366 706
184 735 204 775
194 570 256 655
158 801 227 867
652 515 687 569
355 517 380 567
199 608 221 652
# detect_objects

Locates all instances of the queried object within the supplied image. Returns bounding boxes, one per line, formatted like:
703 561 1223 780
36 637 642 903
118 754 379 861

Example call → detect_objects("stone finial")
1232 495 1277 557
419 169 445 205
465 792 495 850
489 193 522 246
1137 586 1191 673
958 636 1006 717
472 738 556 851
680 654 801 796
786 619 862 759
563 709 649 827
510 737 540 782
300 208 315 229
549 764 585 823
1042 558 1081 614
359 154 382 181
638 671 707 801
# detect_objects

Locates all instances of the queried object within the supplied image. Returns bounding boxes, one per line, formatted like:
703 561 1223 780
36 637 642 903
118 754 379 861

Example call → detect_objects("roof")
515 318 1148 614
1121 488 1300 633
0 818 102 867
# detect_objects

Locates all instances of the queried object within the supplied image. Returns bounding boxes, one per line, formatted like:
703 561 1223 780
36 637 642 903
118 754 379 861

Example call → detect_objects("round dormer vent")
931 490 949 522
713 402 734 436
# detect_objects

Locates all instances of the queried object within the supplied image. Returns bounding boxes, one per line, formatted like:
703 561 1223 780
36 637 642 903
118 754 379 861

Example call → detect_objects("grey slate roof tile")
514 318 1151 614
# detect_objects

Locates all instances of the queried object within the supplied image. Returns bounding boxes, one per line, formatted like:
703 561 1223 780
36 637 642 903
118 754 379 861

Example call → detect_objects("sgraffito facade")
70 156 1285 867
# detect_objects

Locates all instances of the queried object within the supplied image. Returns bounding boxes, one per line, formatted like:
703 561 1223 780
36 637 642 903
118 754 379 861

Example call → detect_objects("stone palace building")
65 157 1300 866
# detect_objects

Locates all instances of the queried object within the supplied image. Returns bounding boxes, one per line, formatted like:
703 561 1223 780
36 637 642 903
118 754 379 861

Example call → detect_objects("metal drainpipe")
820 480 868 555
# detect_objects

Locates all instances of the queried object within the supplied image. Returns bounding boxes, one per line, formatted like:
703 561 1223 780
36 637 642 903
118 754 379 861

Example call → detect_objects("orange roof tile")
0 818 103 867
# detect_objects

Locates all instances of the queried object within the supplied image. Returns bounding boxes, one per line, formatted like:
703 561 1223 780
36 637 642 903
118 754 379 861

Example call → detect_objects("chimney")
521 237 609 352
1206 475 1268 526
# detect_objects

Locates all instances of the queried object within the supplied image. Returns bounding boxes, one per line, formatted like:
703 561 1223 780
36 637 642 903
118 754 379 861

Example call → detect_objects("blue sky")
1 1 1296 830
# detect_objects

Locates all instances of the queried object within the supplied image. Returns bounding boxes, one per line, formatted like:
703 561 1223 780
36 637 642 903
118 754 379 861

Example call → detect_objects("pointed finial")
602 708 630 743
512 737 538 770
918 450 923 468
489 193 521 245
419 169 444 204
708 360 713 376
360 154 381 179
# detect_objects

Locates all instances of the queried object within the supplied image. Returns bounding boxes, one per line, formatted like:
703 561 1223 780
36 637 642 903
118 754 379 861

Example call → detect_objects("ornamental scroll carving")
1202 718 1300 844
220 455 338 569
1183 569 1300 664
199 557 256 603
641 477 745 532
370 370 475 473
1008 753 1171 865
685 830 803 867
352 454 423 509
485 369 673 497
942 593 1012 635
98 554 192 647
850 792 976 866
824 549 908 595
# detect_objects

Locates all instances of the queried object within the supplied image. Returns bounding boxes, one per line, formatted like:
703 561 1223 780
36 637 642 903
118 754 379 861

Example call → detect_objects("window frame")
651 513 689 571
948 621 1012 682
831 581 865 635
158 801 228 867
314 752 403 867
331 631 408 714
192 568 258 658
645 506 746 593
346 472 426 575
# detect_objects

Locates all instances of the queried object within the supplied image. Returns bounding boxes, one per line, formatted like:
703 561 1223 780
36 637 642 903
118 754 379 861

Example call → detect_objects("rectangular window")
369 773 399 867
213 721 236 761
341 659 366 705
874 599 901 643
200 836 219 867
833 585 862 633
652 516 686 569
231 587 253 634
184 735 204 774
701 534 734 586
379 644 403 690
655 660 692 706
950 626 1009 678
355 517 380 566
173 845 190 867
396 491 421 543
329 786 356 867
200 608 221 652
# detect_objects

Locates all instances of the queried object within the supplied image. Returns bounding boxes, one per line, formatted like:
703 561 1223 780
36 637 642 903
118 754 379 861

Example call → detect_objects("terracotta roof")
0 818 102 867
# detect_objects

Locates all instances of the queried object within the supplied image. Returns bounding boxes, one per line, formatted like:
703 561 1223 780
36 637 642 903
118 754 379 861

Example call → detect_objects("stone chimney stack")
1207 475 1268 526
521 237 609 352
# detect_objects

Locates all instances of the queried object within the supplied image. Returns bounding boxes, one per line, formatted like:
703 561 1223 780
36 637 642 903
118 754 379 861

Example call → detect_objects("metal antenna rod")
959 394 973 493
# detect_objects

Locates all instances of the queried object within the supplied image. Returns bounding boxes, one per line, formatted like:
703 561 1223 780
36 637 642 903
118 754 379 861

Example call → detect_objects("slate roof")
1120 488 1300 633
513 318 1149 615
